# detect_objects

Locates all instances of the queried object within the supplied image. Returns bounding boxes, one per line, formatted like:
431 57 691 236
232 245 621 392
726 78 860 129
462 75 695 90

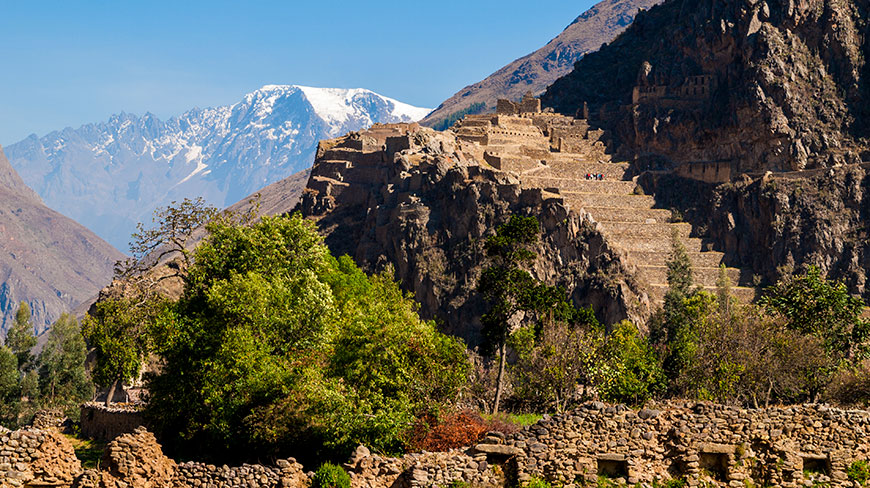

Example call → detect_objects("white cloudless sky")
0 0 598 145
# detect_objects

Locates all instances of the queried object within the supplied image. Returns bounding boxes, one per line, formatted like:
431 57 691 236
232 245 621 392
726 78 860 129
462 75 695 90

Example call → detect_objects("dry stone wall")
0 426 81 488
493 401 870 487
4 403 870 487
80 403 146 442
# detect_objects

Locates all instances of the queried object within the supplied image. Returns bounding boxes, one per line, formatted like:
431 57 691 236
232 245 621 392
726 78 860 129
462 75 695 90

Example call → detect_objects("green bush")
313 463 350 488
848 460 870 484
447 480 470 488
525 476 552 488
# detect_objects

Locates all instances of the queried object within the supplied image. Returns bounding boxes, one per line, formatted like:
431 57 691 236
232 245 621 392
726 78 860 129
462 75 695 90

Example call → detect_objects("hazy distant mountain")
7 85 431 250
420 0 661 128
0 145 123 335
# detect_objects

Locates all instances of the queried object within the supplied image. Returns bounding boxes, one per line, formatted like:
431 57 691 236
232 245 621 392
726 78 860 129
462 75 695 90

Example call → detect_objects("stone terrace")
452 110 756 305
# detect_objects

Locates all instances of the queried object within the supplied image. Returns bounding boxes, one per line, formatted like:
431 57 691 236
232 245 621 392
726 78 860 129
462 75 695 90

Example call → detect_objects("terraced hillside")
450 111 757 305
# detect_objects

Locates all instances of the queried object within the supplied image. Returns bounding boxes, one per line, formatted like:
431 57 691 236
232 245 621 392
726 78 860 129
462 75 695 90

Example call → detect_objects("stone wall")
79 403 146 442
5 402 870 487
493 401 870 487
0 426 81 488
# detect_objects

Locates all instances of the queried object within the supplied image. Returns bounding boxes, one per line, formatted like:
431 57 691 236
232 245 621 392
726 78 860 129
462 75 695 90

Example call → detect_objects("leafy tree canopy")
146 213 468 462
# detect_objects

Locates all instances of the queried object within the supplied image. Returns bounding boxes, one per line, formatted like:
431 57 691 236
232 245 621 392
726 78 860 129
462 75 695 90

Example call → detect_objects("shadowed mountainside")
543 0 870 173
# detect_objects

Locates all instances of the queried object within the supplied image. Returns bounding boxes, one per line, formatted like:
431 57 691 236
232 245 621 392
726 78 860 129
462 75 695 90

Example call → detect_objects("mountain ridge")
419 0 662 128
6 85 430 250
0 145 123 334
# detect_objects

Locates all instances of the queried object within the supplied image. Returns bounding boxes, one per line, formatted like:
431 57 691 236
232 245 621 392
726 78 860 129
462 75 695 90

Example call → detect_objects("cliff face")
298 124 648 344
543 0 870 174
419 0 662 129
0 146 123 334
640 164 870 298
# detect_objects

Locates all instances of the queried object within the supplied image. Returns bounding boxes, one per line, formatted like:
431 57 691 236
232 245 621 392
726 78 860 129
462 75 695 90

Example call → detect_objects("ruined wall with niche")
5 402 870 488
497 401 870 487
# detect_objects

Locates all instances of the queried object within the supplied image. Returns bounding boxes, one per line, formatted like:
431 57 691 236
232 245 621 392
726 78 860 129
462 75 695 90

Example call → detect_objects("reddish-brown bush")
404 410 519 452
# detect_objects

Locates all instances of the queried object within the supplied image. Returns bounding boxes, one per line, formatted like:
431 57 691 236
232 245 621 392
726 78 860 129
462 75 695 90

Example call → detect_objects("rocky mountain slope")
542 0 870 174
0 146 123 334
6 86 431 250
640 163 870 301
419 0 662 129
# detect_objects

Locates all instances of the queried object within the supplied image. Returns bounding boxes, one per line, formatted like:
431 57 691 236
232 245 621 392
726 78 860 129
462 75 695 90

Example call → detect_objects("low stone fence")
79 402 146 441
4 402 870 487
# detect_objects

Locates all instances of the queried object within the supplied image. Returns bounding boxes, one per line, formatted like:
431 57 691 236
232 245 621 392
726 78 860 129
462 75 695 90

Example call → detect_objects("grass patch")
64 435 106 469
483 412 543 427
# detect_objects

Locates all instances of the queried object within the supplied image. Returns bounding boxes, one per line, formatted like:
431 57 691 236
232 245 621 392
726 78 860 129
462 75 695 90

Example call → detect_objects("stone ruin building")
496 91 542 115
632 74 716 105
3 402 870 487
299 95 756 312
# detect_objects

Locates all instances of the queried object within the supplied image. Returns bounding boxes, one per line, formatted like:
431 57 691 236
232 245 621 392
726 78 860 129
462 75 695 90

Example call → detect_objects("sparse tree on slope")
0 346 20 426
39 313 93 409
477 214 576 414
6 302 37 373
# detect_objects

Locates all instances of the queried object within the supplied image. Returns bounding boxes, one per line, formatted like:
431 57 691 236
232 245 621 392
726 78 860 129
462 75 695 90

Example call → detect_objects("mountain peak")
6 85 431 250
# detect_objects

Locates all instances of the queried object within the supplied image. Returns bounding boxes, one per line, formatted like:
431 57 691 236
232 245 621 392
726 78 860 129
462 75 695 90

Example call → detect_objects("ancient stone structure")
496 92 542 115
4 403 870 487
631 74 716 106
299 122 649 342
496 401 870 487
449 110 755 303
299 111 755 321
79 403 146 442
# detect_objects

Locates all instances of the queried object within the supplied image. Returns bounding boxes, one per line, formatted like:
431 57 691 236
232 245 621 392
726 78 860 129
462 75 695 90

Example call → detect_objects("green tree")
592 321 665 405
0 346 20 426
146 214 468 461
477 215 572 414
650 231 700 392
760 266 869 359
82 297 171 406
6 302 37 371
509 314 598 413
760 266 870 400
39 313 93 410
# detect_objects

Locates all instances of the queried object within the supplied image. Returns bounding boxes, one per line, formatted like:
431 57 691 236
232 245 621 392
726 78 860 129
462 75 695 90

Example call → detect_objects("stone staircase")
520 160 757 305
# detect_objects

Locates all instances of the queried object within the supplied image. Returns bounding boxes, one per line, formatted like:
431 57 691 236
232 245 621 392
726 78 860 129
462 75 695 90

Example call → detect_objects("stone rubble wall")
4 403 870 487
0 426 81 488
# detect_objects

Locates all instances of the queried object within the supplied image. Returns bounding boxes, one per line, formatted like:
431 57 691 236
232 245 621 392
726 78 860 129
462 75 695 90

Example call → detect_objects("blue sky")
0 0 597 145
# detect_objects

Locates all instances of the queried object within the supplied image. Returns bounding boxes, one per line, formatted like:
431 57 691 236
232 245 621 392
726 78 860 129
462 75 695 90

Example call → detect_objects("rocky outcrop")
420 0 663 129
298 123 649 345
543 0 870 175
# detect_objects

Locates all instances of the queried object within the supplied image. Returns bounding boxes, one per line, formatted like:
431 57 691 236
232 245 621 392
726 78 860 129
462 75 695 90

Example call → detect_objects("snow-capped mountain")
6 85 431 251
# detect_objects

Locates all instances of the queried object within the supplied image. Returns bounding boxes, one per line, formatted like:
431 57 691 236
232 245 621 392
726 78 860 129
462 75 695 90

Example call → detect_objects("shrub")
847 460 870 484
312 463 351 488
405 409 520 452
525 476 552 488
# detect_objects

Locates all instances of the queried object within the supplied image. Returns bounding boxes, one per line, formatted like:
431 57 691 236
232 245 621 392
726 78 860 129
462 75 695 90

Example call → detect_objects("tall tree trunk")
493 341 507 414
105 378 119 408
